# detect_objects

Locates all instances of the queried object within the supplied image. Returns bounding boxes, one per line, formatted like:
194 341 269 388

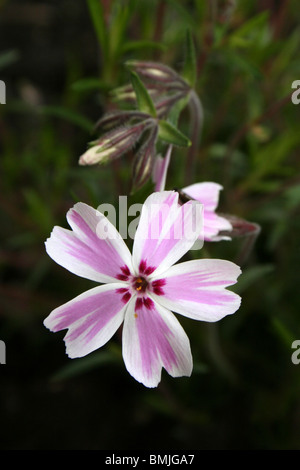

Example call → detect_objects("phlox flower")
181 182 233 241
44 191 241 387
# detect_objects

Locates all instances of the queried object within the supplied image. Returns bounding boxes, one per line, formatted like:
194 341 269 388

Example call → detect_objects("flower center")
133 276 148 293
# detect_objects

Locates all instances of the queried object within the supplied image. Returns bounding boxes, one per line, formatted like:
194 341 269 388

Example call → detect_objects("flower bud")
94 111 149 132
79 122 149 166
126 60 188 87
131 128 158 191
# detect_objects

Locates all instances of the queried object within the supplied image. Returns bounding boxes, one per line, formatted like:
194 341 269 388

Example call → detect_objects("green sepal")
168 94 190 127
129 71 157 118
158 120 191 147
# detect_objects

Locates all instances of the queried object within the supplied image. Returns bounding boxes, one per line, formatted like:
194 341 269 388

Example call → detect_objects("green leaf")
181 29 197 87
229 51 263 79
0 49 19 70
229 11 269 49
71 78 111 92
86 0 108 58
163 0 197 28
272 317 295 348
271 29 300 77
158 120 191 147
109 2 130 57
50 350 119 382
121 39 166 54
168 94 190 127
23 188 54 233
129 71 157 117
243 129 300 191
40 105 94 132
233 264 274 294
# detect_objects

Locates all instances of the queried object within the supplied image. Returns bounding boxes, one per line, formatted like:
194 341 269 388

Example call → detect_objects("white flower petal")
45 202 133 283
152 259 241 322
44 283 130 358
122 295 193 388
132 191 203 277
182 182 223 211
182 182 233 241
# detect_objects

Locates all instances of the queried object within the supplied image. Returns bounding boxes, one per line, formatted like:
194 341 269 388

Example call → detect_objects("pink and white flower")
44 191 241 388
181 182 233 242
153 148 233 242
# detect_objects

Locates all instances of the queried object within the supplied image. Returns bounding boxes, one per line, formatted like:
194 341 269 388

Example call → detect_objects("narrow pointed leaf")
86 0 108 59
129 71 157 118
158 120 191 147
121 40 166 54
0 49 19 70
40 106 94 132
182 30 197 87
168 94 190 127
71 78 111 92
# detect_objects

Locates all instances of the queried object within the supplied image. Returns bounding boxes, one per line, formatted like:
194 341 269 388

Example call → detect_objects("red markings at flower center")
133 276 148 293
116 287 132 304
135 296 154 311
151 278 166 296
116 260 165 308
133 276 165 296
139 260 156 276
116 265 131 281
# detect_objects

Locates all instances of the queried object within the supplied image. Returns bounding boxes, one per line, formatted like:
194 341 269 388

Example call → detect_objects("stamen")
133 276 148 292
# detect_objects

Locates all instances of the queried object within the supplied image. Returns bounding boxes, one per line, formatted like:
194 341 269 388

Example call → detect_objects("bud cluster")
79 60 195 191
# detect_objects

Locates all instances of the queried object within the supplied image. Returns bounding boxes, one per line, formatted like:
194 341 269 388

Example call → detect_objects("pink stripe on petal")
152 259 241 322
45 202 133 283
132 191 203 277
44 283 130 358
122 296 192 388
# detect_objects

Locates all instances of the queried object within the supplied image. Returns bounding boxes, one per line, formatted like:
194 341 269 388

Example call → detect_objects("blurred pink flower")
153 148 233 241
44 191 241 387
181 182 233 241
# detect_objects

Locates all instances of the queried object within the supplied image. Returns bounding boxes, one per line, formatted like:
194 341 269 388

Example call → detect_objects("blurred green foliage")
0 0 300 450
